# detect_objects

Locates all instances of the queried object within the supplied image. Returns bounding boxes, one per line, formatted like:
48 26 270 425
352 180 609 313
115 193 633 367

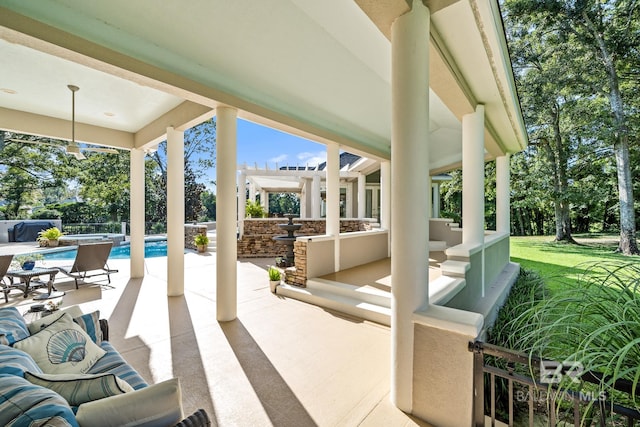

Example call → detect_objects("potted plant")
12 253 44 271
194 234 209 253
268 266 281 293
37 227 64 247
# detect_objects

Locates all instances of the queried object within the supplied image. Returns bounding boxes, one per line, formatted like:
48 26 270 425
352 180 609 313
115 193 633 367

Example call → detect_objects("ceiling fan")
4 85 119 160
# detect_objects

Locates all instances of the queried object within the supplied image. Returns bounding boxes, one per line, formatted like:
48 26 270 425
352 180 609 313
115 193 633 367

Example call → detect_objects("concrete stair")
277 278 392 326
206 231 217 251
277 274 465 326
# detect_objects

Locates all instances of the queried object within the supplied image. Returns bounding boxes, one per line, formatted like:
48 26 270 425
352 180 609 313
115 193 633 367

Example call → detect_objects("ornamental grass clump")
508 261 640 417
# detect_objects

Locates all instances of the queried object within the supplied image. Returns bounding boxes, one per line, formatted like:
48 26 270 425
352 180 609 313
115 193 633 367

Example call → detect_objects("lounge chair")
0 254 13 302
57 242 118 289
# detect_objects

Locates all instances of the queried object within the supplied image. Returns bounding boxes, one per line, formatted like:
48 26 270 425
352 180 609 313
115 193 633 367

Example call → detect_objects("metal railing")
469 341 640 427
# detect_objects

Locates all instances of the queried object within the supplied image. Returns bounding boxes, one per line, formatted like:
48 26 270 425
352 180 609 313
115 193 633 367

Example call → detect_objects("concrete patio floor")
1 246 433 427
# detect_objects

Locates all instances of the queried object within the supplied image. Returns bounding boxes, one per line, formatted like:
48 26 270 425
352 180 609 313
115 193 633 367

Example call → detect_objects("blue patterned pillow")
0 307 29 346
0 373 79 427
0 344 43 377
73 311 102 345
87 341 147 390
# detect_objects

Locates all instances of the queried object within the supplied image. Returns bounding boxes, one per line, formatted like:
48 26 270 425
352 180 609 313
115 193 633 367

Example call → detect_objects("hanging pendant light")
67 84 85 160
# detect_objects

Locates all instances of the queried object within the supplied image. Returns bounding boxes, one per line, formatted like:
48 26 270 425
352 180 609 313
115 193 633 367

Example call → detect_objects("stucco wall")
339 231 388 270
412 307 483 426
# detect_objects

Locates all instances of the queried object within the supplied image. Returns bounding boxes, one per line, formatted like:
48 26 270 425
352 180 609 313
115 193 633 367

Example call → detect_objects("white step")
276 283 391 326
429 276 465 305
277 274 465 325
306 278 391 307
429 240 447 251
439 260 470 277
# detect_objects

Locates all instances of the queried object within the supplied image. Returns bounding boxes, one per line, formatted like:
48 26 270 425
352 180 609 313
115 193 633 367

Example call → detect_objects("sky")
201 118 328 191
236 119 327 169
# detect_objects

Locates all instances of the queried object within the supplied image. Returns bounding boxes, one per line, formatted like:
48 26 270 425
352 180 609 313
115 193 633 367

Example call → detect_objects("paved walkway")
1 250 432 426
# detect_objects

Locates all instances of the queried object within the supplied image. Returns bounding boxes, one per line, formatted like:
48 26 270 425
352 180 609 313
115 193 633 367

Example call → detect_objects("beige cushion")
25 371 134 406
27 305 84 335
14 313 105 375
75 378 183 427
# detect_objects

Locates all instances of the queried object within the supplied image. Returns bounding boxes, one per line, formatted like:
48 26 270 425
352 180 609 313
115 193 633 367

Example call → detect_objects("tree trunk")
547 105 576 243
583 11 638 255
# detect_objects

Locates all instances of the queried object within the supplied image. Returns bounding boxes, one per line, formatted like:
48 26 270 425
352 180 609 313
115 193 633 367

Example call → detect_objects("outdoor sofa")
0 305 210 426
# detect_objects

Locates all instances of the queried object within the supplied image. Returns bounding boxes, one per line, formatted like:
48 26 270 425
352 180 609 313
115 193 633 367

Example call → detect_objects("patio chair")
0 254 13 302
57 242 118 289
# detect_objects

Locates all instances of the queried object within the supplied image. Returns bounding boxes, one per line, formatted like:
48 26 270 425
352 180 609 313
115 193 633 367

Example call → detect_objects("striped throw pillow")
0 373 78 427
0 343 43 377
0 307 29 346
24 371 134 406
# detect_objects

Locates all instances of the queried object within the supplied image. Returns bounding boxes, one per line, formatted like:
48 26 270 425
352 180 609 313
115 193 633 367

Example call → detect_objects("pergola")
0 1 527 425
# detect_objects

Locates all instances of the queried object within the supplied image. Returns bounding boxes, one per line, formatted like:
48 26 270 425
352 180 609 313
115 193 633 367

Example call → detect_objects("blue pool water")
40 239 168 261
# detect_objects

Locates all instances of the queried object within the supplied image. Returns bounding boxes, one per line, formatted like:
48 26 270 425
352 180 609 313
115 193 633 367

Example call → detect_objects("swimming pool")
39 239 168 261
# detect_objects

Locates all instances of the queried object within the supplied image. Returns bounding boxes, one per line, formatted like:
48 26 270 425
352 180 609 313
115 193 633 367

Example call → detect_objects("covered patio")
0 1 527 425
0 251 431 426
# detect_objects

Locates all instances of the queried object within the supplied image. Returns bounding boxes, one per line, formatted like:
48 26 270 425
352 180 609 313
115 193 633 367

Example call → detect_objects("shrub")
246 200 266 218
509 261 640 414
31 208 62 219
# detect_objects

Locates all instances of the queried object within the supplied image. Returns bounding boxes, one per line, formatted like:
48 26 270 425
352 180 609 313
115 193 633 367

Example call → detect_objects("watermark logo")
540 360 584 384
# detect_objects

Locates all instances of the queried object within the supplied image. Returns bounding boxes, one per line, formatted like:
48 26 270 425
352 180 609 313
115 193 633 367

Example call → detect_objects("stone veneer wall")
237 218 372 258
185 224 208 250
285 241 307 286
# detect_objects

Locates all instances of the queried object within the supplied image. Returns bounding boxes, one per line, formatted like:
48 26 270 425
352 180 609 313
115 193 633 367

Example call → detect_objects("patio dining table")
2 267 64 302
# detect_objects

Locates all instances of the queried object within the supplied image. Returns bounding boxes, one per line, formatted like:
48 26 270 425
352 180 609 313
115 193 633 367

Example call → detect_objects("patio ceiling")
0 0 526 172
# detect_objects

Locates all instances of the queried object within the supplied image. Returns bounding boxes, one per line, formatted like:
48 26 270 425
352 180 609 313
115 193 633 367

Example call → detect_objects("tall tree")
0 135 71 219
505 0 639 253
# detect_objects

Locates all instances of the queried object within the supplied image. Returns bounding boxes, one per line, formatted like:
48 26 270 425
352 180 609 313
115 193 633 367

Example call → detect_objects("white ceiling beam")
134 101 215 149
0 107 133 149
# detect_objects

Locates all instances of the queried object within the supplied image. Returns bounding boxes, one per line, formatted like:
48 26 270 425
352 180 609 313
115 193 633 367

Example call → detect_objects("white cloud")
269 154 288 163
297 151 326 167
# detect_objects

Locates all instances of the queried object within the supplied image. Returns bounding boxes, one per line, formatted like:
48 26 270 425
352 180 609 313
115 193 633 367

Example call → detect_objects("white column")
391 2 430 412
129 148 145 278
496 154 511 234
462 105 486 245
248 182 256 203
381 161 391 256
431 181 441 218
260 190 268 213
311 174 321 219
357 173 366 218
166 127 185 296
345 183 353 218
216 107 238 321
237 172 246 238
326 143 340 271
300 179 308 218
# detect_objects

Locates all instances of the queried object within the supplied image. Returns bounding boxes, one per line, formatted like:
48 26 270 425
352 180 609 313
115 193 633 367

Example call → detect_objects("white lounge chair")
57 242 118 289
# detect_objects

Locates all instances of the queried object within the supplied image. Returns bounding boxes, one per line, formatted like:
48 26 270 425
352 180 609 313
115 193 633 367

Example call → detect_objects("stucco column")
311 174 321 219
237 172 246 238
326 143 340 271
431 181 440 218
260 190 268 212
496 154 510 234
300 179 308 218
248 181 256 203
391 2 430 412
357 173 366 218
129 148 145 278
462 105 485 245
216 106 238 321
345 182 352 218
166 127 185 296
381 161 391 256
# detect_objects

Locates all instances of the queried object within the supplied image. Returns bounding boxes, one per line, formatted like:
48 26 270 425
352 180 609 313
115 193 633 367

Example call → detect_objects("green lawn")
510 234 639 292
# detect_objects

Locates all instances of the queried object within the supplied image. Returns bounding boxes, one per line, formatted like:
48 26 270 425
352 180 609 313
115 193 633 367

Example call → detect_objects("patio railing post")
470 341 485 427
